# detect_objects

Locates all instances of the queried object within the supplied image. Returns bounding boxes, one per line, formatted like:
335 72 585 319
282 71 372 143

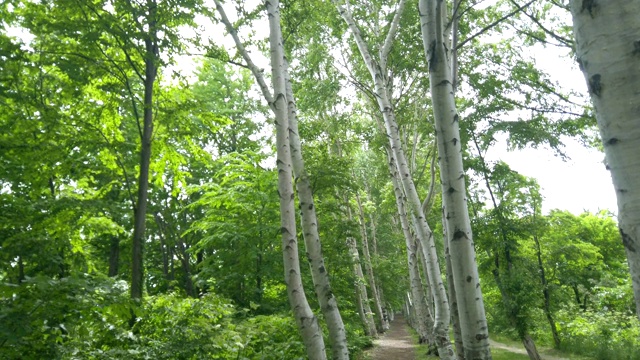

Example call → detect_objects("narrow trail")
367 314 572 360
368 314 417 360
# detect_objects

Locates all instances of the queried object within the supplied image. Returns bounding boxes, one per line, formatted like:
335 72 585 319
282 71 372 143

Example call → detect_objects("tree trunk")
131 0 158 299
108 235 120 277
264 1 326 358
333 2 455 356
444 210 465 360
17 255 25 283
569 0 640 320
533 233 560 347
355 191 388 332
177 242 196 298
522 335 542 360
283 62 349 359
215 2 327 357
419 1 491 358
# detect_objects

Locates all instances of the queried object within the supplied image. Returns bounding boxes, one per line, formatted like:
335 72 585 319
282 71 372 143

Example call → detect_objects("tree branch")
213 0 274 105
456 0 536 50
379 0 408 72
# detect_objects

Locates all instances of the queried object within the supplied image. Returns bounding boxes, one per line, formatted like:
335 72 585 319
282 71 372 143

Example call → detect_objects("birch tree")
419 1 491 358
284 63 349 358
569 0 640 321
213 1 326 357
333 1 455 357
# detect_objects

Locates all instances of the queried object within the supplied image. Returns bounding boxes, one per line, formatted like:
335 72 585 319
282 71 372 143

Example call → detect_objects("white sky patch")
486 42 617 215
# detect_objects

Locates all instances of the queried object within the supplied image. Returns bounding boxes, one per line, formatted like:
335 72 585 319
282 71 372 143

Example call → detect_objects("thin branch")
379 0 408 72
456 0 536 50
213 0 274 104
507 0 573 47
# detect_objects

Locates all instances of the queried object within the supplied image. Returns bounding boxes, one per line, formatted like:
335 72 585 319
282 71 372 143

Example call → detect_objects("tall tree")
213 1 329 357
569 0 640 320
419 0 492 358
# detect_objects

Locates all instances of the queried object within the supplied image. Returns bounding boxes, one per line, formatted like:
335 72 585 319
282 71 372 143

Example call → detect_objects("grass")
491 348 530 360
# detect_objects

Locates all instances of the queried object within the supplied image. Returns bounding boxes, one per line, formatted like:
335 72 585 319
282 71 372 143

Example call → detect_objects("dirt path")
368 314 417 360
367 315 571 360
489 339 571 360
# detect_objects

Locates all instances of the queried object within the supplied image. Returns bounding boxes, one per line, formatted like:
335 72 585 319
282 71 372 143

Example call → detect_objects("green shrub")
557 308 640 360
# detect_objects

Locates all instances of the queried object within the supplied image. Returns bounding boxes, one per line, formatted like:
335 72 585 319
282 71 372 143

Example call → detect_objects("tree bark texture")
419 1 491 358
265 1 326 358
443 212 465 360
333 2 456 357
569 0 640 320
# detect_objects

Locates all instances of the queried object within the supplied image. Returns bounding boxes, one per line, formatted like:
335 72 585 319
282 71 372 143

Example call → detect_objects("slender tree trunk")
369 213 379 257
177 242 196 298
264 1 326 357
387 150 434 346
17 256 25 283
532 233 560 347
522 335 542 360
283 62 349 359
333 2 455 356
346 201 378 338
215 2 326 357
108 235 120 277
348 235 378 337
419 1 491 358
569 1 640 320
131 0 158 300
355 191 388 332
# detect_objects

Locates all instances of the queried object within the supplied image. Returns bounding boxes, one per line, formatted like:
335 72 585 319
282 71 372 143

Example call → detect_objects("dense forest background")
1 0 638 359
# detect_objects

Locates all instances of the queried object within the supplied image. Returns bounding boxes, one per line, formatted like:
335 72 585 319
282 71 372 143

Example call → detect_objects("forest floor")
365 314 577 360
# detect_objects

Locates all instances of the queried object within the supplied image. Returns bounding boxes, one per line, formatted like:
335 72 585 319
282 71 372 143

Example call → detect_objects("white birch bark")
443 209 465 360
569 0 640 320
355 191 389 332
334 2 455 357
284 60 349 359
419 1 491 358
219 1 326 357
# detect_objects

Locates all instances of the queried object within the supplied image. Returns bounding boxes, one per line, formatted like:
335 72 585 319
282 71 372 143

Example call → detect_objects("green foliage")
557 308 640 360
0 274 311 359
0 274 133 359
